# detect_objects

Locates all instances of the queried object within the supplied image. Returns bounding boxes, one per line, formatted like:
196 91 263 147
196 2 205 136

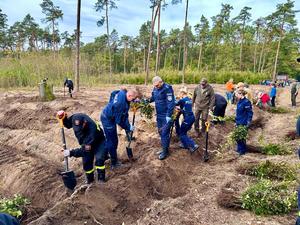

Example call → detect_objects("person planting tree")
235 90 253 155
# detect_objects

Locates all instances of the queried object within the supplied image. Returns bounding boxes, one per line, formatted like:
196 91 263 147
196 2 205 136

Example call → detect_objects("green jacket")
192 84 215 110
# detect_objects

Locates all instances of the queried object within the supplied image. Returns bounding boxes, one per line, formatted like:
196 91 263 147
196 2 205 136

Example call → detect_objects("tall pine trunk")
182 0 189 84
155 1 161 75
145 5 159 85
105 1 112 83
75 0 81 92
197 42 203 71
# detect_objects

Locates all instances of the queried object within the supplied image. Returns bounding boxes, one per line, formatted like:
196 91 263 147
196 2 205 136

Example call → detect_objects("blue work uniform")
63 113 106 183
0 213 20 225
64 79 74 97
150 83 175 149
100 90 130 165
235 97 253 155
175 96 196 149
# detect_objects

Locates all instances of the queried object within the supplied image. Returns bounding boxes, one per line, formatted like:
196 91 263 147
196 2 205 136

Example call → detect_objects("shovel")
203 121 210 162
57 116 77 190
126 108 137 159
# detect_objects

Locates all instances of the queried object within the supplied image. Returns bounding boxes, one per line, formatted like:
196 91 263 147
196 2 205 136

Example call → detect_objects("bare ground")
0 84 299 225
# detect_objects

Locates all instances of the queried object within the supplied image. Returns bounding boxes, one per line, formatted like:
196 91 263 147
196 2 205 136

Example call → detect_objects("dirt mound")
0 105 57 131
0 144 65 224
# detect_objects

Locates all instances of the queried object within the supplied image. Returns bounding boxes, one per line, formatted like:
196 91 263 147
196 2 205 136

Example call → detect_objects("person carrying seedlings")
148 76 175 160
56 111 107 184
235 90 253 155
192 78 215 135
269 82 277 107
211 93 227 124
174 87 199 153
225 78 234 104
100 88 138 169
64 78 74 98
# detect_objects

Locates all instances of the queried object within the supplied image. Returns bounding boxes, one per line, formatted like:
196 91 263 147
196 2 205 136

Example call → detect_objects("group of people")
56 76 255 186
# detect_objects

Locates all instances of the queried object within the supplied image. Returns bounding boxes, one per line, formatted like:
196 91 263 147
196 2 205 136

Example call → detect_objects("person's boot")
155 149 164 155
189 144 199 153
158 148 169 160
85 172 95 184
97 169 106 183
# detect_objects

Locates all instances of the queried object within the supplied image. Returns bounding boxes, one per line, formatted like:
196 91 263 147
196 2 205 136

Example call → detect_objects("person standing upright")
192 78 215 135
269 82 277 107
225 78 234 104
291 81 298 108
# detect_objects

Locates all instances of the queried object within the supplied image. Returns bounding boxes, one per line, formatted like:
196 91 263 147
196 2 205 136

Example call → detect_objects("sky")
1 0 300 43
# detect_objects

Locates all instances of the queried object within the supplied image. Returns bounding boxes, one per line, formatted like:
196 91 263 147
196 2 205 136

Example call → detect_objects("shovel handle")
57 116 69 171
205 121 210 132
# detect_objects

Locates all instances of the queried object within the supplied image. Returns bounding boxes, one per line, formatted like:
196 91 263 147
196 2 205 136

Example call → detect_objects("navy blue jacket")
235 97 253 126
150 83 175 118
102 90 131 130
176 96 194 118
63 113 104 154
0 213 20 225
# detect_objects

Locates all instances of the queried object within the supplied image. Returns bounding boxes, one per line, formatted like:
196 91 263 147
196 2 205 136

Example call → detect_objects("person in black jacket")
211 93 227 124
64 78 74 98
57 111 106 184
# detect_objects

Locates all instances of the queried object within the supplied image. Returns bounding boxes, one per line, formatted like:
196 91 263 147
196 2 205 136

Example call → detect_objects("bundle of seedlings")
237 160 297 181
267 106 290 114
261 143 292 155
131 101 154 120
0 194 30 218
230 125 248 142
241 179 297 215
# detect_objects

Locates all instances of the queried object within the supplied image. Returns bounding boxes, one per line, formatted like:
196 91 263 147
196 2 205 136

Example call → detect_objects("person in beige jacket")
192 78 215 134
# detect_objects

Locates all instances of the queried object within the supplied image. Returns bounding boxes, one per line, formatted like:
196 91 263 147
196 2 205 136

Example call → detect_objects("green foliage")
246 160 297 181
261 143 292 155
267 106 290 114
241 180 297 215
230 125 248 142
131 101 154 120
0 194 30 218
224 115 235 122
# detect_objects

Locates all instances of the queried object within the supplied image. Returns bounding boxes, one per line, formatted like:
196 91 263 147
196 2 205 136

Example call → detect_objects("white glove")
64 149 70 157
130 124 135 132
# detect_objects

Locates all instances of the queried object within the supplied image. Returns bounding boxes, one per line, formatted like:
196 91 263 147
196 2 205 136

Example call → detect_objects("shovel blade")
126 147 133 159
61 170 77 190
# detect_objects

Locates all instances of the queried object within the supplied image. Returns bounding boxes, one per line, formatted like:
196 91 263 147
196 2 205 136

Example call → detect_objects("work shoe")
155 149 164 155
179 143 186 149
158 148 169 160
189 144 199 153
97 169 106 183
85 173 95 184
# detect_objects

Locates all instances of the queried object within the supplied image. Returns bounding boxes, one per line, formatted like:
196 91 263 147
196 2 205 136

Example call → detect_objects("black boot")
158 148 169 160
85 172 95 184
97 169 106 183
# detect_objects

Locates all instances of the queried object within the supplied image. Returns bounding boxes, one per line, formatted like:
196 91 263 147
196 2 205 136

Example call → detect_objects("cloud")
1 0 299 44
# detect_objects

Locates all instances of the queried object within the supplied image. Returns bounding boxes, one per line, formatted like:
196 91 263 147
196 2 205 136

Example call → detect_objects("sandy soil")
0 84 299 225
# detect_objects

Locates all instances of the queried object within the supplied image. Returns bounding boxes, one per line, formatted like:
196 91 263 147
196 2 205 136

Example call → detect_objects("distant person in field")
192 78 215 135
235 90 253 155
269 82 277 107
291 80 299 108
100 88 138 168
225 78 234 104
56 111 107 184
148 76 175 160
174 87 199 153
212 93 227 124
255 91 271 109
0 213 20 225
64 78 74 98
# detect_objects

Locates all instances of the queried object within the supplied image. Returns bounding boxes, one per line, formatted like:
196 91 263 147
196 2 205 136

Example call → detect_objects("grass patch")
241 179 297 215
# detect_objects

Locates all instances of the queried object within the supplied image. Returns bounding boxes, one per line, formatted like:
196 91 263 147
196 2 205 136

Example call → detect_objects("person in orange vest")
225 78 234 104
